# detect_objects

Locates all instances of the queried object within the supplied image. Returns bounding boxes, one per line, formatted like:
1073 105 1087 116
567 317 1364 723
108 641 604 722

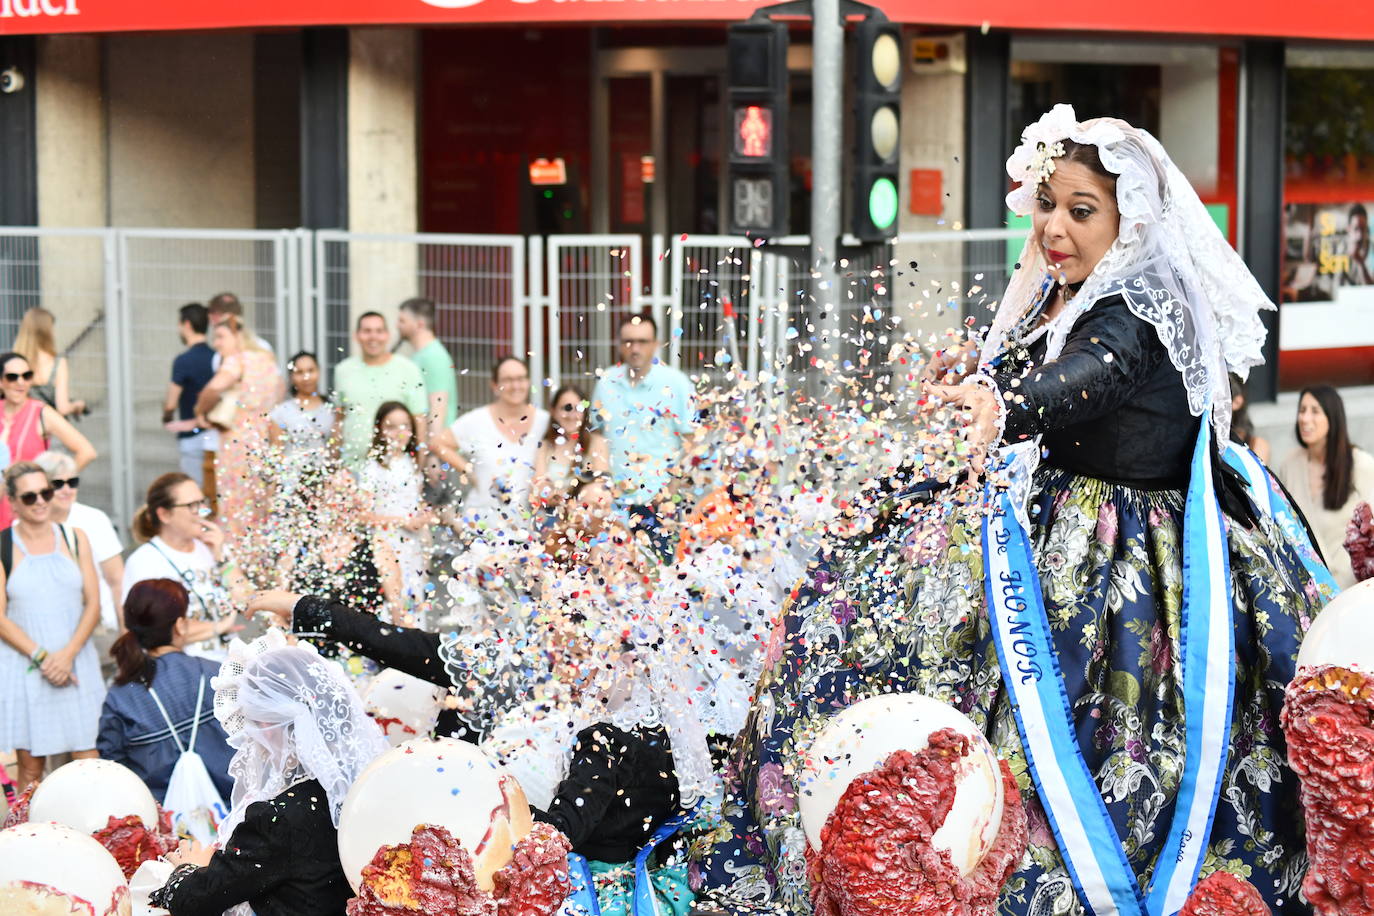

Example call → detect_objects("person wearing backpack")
0 461 103 788
97 578 234 808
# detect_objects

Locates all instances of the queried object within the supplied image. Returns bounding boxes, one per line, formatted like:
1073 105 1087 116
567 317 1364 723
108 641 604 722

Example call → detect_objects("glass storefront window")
1008 38 1239 243
1280 46 1374 389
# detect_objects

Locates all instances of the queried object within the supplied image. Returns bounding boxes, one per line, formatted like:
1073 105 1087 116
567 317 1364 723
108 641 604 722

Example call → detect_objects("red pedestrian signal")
735 105 773 159
725 20 788 237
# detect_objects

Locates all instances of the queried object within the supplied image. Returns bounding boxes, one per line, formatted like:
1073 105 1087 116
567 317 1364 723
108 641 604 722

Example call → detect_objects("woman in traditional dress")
150 631 389 916
691 106 1334 916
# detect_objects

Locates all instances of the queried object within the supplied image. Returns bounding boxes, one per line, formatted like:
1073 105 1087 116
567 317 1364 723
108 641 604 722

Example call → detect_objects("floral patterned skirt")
690 466 1327 916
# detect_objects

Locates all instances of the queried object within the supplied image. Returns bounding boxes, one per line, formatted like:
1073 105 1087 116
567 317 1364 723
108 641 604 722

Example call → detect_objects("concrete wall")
106 33 255 228
345 27 418 339
34 36 114 515
893 31 968 360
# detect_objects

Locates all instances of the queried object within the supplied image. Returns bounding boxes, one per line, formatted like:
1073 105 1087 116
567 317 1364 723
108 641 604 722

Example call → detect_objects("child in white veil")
151 630 389 916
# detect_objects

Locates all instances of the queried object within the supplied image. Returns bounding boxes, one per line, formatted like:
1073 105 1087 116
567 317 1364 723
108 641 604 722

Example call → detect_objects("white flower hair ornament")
989 102 1273 441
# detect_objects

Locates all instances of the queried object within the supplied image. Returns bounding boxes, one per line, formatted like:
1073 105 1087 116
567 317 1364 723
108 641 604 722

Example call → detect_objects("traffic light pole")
810 0 844 382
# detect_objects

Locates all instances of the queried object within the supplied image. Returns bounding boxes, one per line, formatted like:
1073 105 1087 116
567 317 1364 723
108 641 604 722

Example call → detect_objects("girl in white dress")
358 402 429 622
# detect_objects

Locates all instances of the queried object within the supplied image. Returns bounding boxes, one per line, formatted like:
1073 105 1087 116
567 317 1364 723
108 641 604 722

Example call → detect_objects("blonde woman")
195 317 282 545
13 307 85 418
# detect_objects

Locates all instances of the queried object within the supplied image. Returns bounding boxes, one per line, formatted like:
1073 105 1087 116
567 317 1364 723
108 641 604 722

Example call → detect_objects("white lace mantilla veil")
212 630 390 845
979 104 1274 496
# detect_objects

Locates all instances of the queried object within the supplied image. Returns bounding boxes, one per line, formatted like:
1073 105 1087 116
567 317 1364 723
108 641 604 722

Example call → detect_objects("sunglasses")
18 488 54 506
51 477 79 490
3 371 34 382
559 403 582 412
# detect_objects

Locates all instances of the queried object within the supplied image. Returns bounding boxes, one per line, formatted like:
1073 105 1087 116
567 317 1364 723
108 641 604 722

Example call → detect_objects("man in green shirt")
333 311 429 467
397 296 458 428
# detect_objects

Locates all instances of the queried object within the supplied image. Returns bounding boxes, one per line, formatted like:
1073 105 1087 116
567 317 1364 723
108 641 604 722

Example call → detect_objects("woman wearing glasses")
531 383 609 514
0 462 103 788
0 351 97 529
123 472 247 660
34 451 125 633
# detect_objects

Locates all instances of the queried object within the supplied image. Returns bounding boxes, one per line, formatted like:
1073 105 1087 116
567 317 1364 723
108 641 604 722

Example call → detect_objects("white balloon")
363 668 445 748
29 759 160 834
336 737 533 894
1298 578 1374 672
0 821 131 916
797 692 1004 876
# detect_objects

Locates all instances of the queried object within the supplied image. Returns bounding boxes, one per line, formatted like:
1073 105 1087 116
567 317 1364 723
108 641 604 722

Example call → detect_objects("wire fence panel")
0 228 121 530
313 232 526 417
668 234 758 385
118 230 289 519
0 224 1015 532
543 235 643 392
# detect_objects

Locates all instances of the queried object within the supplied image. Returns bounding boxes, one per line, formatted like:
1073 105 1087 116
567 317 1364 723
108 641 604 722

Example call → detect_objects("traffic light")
852 17 902 241
726 20 789 238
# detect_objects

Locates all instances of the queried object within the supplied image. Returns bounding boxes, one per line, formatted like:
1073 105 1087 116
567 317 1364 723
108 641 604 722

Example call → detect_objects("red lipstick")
1046 249 1070 264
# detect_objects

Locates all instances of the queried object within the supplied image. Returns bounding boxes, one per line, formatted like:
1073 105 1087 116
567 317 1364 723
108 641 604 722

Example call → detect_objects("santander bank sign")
0 0 79 18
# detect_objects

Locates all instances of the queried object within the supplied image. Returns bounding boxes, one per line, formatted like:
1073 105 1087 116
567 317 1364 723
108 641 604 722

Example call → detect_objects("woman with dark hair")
359 401 428 617
96 578 234 803
432 355 549 534
123 472 248 658
267 351 337 461
1278 384 1374 587
0 350 97 528
692 107 1335 914
531 384 609 512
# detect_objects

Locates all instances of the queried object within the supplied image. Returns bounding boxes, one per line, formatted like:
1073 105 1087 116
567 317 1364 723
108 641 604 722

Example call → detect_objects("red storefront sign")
4 0 1374 39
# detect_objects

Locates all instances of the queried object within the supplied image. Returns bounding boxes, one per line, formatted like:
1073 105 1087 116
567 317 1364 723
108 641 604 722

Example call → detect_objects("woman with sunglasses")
531 384 609 514
123 473 246 660
0 351 97 530
0 461 103 788
35 450 125 633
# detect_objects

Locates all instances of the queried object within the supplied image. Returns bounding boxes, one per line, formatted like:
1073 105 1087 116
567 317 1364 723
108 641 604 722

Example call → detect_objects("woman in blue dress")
692 106 1335 916
0 461 104 789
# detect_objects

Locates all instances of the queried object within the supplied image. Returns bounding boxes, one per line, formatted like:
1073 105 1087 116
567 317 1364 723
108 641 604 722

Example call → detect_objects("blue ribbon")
982 421 1235 916
632 814 691 916
560 853 601 916
1221 443 1340 597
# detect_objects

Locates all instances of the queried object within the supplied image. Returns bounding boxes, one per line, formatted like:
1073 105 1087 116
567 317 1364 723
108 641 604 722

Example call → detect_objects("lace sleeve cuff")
148 863 199 908
966 372 1009 450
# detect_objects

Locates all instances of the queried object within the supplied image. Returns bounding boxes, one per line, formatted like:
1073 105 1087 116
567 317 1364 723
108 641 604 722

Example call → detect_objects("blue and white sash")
631 813 691 916
561 853 602 915
982 422 1235 916
1221 443 1340 597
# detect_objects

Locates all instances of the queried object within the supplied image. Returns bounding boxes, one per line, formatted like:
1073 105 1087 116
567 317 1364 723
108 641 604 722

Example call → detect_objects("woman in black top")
151 634 389 916
247 590 681 865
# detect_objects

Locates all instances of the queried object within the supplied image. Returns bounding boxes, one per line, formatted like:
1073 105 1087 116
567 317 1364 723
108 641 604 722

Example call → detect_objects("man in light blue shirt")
590 313 697 555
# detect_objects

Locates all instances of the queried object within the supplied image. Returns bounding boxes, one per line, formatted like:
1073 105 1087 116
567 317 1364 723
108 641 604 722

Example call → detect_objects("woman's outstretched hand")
922 381 1001 475
166 838 216 869
245 590 304 628
920 339 981 386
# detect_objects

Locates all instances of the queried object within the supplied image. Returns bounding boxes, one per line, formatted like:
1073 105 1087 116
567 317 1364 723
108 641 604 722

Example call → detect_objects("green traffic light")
869 177 898 231
543 190 554 199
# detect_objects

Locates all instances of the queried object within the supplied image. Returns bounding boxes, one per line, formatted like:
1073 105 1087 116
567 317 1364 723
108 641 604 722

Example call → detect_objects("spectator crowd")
0 292 701 809
2 288 1372 883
